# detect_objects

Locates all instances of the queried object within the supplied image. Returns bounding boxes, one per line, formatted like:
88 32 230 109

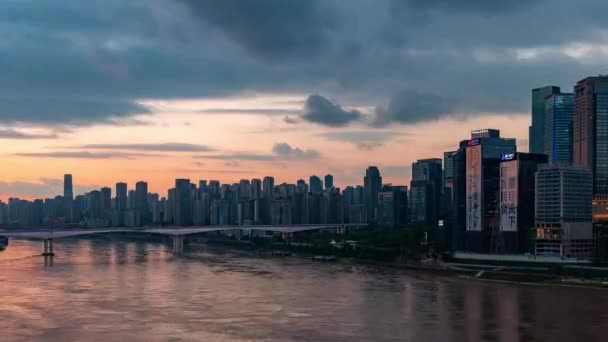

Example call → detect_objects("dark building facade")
175 179 192 225
447 141 468 251
262 176 274 199
465 129 516 253
324 174 334 190
364 166 382 224
410 158 442 226
309 175 323 193
498 153 548 254
135 181 149 224
377 185 408 228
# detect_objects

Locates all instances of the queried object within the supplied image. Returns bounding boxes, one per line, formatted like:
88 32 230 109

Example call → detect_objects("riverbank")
9 232 608 290
195 238 608 290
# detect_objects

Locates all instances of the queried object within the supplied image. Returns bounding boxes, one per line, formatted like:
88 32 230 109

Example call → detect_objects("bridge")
0 224 366 256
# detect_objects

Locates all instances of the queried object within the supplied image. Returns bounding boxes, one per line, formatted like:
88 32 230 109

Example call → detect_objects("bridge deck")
0 224 363 240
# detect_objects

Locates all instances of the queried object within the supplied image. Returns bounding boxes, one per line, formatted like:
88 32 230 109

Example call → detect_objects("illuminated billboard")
501 153 515 161
468 138 480 147
499 160 518 232
466 145 482 231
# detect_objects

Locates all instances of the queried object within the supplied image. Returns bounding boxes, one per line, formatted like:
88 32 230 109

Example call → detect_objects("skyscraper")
116 182 127 212
529 86 561 154
498 152 547 253
410 158 442 225
377 185 408 228
535 165 593 259
238 179 251 202
135 181 149 224
364 166 382 224
445 145 469 252
465 129 516 252
250 179 262 200
63 174 73 221
443 151 457 214
198 180 208 193
573 76 608 196
100 187 112 218
263 176 275 199
544 92 573 165
64 174 73 201
209 180 220 198
309 175 323 193
296 179 308 194
175 179 192 225
324 174 334 190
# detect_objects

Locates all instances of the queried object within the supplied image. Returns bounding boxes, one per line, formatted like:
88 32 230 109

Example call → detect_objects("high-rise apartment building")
63 174 73 221
364 166 382 224
250 179 262 200
135 181 149 224
309 175 323 193
443 151 457 212
64 174 73 201
175 179 192 226
377 185 408 228
410 158 442 225
296 179 308 194
324 174 334 190
262 177 274 199
116 182 127 212
100 187 112 218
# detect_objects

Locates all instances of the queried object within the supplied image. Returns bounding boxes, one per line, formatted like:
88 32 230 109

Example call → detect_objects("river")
0 238 607 341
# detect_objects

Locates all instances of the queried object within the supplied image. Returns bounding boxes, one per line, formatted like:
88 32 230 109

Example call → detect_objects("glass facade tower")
573 76 608 196
530 86 561 154
544 92 573 165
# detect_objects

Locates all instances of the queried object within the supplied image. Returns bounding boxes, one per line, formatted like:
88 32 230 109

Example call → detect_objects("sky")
1 0 607 201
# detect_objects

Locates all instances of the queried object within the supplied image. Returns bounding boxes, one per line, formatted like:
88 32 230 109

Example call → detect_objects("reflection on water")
0 238 607 342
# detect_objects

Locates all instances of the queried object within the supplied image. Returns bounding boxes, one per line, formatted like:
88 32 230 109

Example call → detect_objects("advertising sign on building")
466 145 482 231
499 161 518 232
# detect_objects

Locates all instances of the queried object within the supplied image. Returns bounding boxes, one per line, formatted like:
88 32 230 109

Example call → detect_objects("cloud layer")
0 0 607 127
196 143 320 162
69 143 214 152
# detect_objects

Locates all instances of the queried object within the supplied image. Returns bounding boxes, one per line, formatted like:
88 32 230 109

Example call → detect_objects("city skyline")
2 0 607 201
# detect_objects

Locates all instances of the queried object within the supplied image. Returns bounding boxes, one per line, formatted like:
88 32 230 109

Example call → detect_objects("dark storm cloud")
1 0 608 126
69 143 214 152
373 91 455 126
177 0 335 60
403 0 539 14
0 97 149 126
300 95 362 127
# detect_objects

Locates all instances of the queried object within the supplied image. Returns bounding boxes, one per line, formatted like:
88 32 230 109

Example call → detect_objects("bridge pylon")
42 238 55 257
171 235 184 254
